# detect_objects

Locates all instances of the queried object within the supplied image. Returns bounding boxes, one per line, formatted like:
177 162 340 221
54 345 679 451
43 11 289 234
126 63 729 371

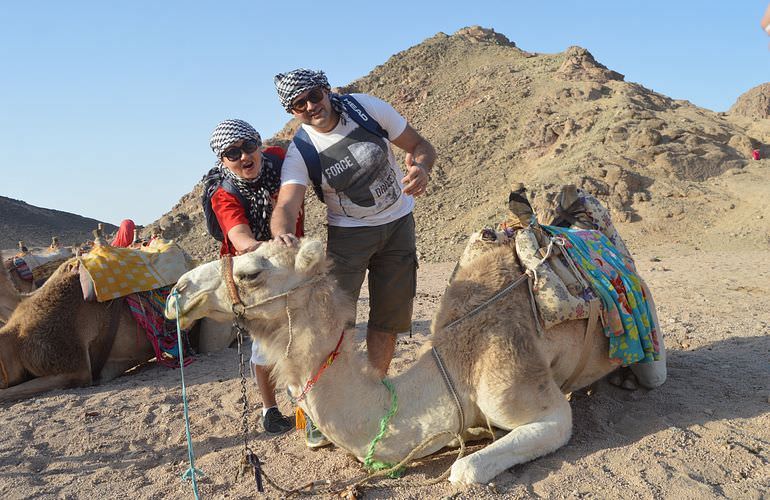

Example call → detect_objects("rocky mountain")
143 26 769 262
0 196 117 249
730 82 770 120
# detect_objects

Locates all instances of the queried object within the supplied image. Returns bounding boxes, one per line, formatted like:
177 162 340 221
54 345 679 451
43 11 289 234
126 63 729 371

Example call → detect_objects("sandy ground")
1 235 769 499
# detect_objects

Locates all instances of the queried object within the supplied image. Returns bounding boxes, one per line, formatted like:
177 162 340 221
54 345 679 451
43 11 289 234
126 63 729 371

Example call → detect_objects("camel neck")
0 269 22 322
292 336 460 463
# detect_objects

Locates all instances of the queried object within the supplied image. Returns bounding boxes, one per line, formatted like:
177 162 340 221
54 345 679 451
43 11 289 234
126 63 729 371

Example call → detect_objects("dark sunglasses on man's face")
291 87 325 113
222 139 259 162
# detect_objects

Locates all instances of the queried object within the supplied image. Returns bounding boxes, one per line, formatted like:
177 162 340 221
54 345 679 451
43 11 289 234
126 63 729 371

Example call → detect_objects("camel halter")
221 254 323 358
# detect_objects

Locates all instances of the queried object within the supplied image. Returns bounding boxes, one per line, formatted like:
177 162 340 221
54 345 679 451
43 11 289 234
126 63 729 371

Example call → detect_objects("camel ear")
295 240 325 274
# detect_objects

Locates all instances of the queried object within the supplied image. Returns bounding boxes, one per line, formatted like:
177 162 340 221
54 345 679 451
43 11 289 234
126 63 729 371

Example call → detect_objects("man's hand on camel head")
274 233 299 247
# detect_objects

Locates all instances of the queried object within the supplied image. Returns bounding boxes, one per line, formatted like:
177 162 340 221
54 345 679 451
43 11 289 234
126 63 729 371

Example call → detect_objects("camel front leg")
0 372 92 403
448 398 572 484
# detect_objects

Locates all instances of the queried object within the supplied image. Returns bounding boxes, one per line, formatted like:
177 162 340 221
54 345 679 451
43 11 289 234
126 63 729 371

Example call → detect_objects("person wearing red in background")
208 119 304 435
111 219 136 247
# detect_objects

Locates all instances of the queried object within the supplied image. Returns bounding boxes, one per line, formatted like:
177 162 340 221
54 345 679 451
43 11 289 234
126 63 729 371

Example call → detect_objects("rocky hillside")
147 26 769 263
0 196 117 249
729 82 770 120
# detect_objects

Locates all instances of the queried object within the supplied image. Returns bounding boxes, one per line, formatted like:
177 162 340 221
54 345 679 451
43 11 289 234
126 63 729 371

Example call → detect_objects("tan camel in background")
0 253 235 402
3 239 75 293
166 239 666 485
0 259 155 403
0 264 23 324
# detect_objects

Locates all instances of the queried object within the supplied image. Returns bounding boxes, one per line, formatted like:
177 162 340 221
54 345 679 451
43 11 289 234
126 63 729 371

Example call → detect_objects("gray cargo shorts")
326 213 417 334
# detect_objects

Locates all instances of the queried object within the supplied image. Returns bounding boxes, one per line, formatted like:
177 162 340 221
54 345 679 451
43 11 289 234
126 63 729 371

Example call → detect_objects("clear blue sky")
1 1 767 226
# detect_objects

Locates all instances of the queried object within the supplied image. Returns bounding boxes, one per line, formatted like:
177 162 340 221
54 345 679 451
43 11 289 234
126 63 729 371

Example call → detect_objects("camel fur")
0 259 155 403
166 238 666 485
0 264 24 325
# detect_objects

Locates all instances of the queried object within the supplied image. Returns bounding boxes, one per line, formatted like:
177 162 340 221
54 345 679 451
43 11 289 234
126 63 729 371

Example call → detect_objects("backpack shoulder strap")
218 177 246 206
292 127 324 203
262 150 283 169
339 94 389 139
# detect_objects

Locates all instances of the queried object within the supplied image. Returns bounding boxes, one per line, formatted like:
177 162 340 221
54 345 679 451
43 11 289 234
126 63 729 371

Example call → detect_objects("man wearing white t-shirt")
271 69 435 381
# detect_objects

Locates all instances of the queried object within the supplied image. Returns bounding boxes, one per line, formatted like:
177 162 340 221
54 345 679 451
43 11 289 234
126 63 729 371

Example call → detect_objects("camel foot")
608 367 638 390
449 455 491 484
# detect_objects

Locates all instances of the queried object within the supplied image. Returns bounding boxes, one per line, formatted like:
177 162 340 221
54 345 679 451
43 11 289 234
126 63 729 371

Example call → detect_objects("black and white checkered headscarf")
274 69 332 111
209 119 279 242
209 119 262 163
274 68 350 130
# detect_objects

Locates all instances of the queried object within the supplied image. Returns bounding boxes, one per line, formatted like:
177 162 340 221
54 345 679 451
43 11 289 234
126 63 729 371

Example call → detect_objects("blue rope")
172 290 204 498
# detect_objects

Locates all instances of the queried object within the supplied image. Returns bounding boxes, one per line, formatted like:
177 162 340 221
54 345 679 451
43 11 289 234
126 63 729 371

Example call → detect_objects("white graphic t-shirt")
280 94 413 227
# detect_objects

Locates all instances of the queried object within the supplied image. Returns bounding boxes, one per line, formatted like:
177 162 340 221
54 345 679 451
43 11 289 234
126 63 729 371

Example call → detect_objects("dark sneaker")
263 407 293 436
305 417 331 448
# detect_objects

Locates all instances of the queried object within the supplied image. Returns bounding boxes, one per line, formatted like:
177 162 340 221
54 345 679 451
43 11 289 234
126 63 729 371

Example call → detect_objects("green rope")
362 378 405 479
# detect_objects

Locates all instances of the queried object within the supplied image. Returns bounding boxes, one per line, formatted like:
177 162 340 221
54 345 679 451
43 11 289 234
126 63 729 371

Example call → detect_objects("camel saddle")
78 239 196 302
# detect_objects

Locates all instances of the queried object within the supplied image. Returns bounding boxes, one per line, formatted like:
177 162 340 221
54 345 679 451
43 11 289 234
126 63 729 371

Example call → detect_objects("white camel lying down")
166 238 666 484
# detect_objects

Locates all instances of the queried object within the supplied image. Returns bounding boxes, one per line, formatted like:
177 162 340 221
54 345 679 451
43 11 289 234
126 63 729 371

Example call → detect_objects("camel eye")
239 271 262 282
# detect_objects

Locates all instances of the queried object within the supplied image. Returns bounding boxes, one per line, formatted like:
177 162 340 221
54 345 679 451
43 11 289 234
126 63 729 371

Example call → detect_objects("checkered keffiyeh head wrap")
274 69 332 112
209 119 262 165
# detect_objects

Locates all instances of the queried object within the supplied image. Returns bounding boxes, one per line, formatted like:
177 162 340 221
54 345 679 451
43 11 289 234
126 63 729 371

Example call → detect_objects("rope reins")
431 347 465 434
442 270 531 330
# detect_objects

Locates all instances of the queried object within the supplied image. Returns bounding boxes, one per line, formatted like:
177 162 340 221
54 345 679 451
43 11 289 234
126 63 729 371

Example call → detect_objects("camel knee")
631 360 667 388
630 333 667 389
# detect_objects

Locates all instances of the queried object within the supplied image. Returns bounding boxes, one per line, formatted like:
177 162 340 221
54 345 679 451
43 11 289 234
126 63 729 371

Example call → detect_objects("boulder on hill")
729 82 770 120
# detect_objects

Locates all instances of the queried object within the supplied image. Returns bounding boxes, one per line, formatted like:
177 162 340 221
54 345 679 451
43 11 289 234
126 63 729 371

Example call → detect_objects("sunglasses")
222 139 259 162
291 87 325 113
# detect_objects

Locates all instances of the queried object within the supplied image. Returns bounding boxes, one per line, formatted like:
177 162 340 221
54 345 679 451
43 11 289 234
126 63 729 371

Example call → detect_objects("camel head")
166 239 328 330
458 228 512 269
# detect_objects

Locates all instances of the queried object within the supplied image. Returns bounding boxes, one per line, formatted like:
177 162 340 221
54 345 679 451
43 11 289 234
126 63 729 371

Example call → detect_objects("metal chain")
235 317 251 451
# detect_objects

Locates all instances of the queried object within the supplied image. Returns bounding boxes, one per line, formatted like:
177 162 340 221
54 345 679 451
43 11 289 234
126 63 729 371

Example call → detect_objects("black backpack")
292 94 388 203
201 151 282 241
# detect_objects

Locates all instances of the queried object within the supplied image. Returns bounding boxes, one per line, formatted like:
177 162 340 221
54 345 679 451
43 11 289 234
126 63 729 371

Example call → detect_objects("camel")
166 238 666 485
0 250 239 403
4 240 75 294
0 262 23 324
0 259 156 403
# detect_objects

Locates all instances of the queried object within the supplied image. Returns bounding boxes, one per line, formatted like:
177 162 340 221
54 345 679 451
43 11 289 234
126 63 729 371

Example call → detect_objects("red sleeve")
211 188 249 255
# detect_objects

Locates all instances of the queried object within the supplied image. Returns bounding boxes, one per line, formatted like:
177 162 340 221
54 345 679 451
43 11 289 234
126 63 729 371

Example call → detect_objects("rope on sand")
171 290 205 499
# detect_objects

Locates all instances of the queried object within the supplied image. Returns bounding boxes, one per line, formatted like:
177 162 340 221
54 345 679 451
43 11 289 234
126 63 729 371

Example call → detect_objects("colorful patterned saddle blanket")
126 285 194 368
516 187 659 366
540 226 660 365
78 239 195 302
462 186 660 366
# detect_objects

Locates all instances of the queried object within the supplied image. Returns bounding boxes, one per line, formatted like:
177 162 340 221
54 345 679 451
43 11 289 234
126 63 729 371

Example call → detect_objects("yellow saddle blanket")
79 240 195 302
